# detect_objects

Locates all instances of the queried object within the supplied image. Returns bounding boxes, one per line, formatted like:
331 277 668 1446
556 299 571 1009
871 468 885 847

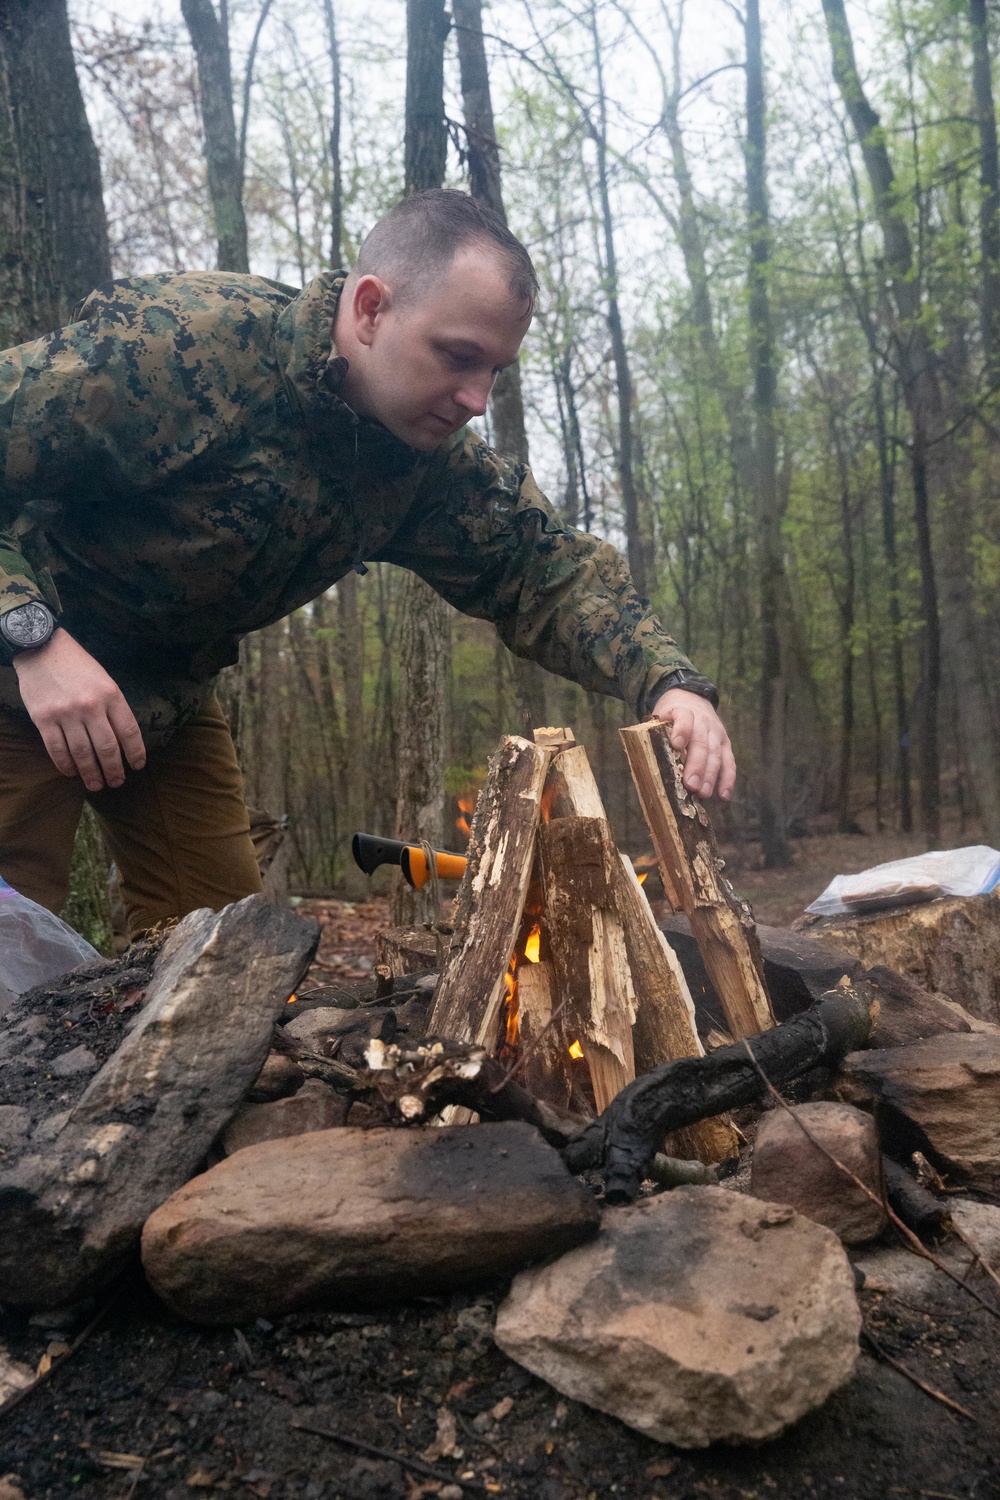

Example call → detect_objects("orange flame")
568 1040 584 1059
286 993 298 1004
637 872 648 886
524 924 541 963
455 794 475 839
504 964 519 1046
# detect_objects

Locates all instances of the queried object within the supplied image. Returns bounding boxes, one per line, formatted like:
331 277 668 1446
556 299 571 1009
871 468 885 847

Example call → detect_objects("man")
0 189 734 938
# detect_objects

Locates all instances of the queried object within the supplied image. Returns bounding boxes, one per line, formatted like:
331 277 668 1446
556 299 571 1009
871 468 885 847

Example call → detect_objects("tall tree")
819 0 1000 846
180 0 249 273
0 0 110 348
970 0 1000 384
744 0 790 867
453 0 529 464
393 0 452 924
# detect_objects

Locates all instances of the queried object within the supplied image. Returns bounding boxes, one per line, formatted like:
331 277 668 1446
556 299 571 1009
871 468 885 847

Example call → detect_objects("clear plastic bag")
0 875 100 1001
805 844 1000 918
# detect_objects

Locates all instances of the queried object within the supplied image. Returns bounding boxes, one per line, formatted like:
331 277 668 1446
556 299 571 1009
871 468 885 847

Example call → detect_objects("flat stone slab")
0 896 318 1309
142 1121 600 1324
838 1033 1000 1190
495 1186 860 1448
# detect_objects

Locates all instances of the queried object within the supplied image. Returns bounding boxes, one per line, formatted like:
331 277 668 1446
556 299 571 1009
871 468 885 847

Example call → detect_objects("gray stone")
221 1080 348 1154
494 1186 861 1448
838 1033 1000 1190
751 1102 888 1244
0 895 318 1308
50 1045 99 1077
0 1105 30 1146
247 1050 304 1102
855 1198 1000 1303
141 1121 600 1325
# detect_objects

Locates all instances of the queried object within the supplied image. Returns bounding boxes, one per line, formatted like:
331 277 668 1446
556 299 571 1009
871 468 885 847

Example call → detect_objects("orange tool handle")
401 847 468 889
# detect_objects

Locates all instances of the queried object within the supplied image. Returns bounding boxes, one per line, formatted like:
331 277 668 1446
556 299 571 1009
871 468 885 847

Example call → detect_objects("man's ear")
352 274 391 348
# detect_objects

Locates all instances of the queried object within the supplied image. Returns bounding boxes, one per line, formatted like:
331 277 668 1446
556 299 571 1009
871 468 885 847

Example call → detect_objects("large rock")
494 1186 860 1448
837 1033 1000 1190
142 1121 599 1324
751 1101 887 1244
659 916 862 1032
0 896 318 1308
221 1080 348 1154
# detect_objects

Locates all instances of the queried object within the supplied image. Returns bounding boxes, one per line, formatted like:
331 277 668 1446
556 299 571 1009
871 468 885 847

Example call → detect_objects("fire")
286 993 297 1004
455 794 475 839
524 924 541 963
568 1040 584 1059
504 964 519 1046
637 872 648 886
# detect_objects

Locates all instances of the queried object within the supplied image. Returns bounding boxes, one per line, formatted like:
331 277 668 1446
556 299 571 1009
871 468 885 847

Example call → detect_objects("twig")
861 1331 975 1421
949 1220 1000 1300
290 1418 488 1493
0 1289 119 1422
489 991 573 1093
740 1039 1000 1322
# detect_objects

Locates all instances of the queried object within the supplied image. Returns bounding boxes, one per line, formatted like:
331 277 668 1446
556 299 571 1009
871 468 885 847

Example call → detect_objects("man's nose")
455 377 494 417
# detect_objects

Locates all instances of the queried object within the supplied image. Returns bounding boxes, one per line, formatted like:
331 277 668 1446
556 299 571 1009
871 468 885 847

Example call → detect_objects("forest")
3 0 999 926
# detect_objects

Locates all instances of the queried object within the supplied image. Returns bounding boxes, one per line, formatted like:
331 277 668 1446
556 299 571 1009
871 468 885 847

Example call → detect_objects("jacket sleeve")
374 430 714 720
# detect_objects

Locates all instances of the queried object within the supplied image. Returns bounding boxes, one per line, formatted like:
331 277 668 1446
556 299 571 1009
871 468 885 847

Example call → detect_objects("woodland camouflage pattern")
0 270 707 741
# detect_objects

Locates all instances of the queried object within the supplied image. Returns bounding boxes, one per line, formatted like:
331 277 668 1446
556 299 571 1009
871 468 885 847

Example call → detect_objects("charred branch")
564 984 875 1203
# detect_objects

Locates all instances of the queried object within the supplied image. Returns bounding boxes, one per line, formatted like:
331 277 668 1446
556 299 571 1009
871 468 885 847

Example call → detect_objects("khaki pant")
0 695 262 939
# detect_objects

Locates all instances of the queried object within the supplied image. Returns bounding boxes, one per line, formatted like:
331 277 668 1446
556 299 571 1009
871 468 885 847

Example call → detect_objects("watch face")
1 602 53 648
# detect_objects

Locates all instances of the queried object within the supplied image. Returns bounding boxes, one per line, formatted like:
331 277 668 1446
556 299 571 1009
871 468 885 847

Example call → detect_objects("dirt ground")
5 828 1000 1499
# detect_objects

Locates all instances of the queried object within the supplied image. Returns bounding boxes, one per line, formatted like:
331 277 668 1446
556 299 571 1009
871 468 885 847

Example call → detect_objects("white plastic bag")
0 875 100 1001
805 844 1000 918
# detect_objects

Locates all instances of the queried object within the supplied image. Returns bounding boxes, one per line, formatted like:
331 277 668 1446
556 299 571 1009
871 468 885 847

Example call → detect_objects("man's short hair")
354 188 538 314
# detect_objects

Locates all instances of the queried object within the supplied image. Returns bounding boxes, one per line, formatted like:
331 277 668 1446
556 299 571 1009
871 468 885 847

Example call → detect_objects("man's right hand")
13 627 146 792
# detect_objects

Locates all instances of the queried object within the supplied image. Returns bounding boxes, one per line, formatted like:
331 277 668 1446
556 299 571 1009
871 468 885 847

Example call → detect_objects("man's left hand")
650 688 736 802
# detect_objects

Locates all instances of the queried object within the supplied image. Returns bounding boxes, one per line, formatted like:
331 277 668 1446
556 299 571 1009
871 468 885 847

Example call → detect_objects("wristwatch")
647 667 720 714
0 601 56 654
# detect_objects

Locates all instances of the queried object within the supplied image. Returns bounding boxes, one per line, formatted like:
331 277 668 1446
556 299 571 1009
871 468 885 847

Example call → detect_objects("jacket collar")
276 272 423 482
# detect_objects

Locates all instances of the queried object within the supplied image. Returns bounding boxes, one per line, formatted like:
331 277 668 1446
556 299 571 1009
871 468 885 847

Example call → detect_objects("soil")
5 831 1000 1499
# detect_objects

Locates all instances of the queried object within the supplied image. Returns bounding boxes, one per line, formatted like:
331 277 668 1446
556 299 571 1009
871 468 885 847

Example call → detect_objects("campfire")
5 718 1000 1450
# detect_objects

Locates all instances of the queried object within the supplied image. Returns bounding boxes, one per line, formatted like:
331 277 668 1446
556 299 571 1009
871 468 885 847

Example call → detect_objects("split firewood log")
620 719 775 1038
565 982 876 1204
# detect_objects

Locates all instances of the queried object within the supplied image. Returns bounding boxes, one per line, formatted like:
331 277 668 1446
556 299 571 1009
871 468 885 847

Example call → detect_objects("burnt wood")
564 984 876 1204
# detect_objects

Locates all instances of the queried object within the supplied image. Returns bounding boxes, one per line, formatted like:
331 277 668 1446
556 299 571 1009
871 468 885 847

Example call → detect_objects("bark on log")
376 925 448 978
620 720 776 1037
564 984 875 1204
807 892 1000 1026
616 854 740 1164
428 736 551 1049
539 815 636 1112
542 738 733 1157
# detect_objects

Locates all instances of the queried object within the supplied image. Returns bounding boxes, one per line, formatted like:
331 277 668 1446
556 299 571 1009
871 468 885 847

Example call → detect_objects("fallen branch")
564 984 875 1202
290 1417 489 1494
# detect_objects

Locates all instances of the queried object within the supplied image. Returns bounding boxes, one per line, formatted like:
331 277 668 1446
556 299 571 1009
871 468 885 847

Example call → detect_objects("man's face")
336 243 531 451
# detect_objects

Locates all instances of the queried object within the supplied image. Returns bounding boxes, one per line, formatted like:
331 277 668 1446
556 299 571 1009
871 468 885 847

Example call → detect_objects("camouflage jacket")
0 270 712 742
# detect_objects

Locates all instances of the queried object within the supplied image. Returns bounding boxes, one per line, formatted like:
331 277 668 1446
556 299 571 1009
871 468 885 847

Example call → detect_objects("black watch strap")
645 668 720 717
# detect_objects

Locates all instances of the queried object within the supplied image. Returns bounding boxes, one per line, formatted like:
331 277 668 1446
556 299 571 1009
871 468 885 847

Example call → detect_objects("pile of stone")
4 726 1000 1452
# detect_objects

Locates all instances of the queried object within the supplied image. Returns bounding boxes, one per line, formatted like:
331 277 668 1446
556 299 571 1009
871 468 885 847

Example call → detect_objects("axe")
351 833 468 890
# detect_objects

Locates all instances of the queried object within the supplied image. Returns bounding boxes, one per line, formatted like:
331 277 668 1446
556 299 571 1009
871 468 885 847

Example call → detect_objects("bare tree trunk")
322 0 343 267
180 0 249 273
453 0 529 467
971 0 1000 383
745 0 789 867
336 573 368 897
0 0 110 348
393 0 452 925
586 1 647 597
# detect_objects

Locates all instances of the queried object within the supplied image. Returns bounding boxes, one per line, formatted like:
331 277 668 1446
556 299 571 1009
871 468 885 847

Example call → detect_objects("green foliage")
60 806 114 956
